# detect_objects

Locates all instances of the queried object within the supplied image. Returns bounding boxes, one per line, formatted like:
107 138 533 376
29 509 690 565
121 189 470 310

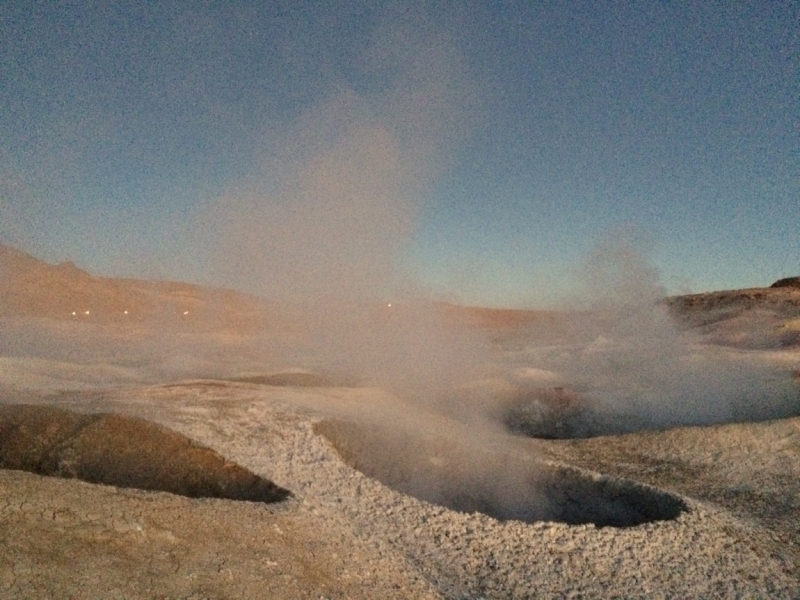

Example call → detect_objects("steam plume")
198 14 488 401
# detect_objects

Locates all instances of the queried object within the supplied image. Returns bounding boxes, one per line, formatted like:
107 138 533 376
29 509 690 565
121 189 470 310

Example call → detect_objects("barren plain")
1 244 798 599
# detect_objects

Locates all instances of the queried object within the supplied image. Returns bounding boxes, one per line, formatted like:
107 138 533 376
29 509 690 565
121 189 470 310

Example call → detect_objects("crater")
314 419 686 528
501 382 800 439
501 386 595 439
0 404 290 503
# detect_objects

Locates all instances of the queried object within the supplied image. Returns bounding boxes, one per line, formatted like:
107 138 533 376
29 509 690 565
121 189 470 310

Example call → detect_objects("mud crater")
315 419 686 528
501 383 800 439
0 404 290 503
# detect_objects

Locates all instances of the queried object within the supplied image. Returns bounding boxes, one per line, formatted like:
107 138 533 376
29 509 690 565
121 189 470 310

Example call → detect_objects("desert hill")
771 275 800 288
5 242 798 339
665 284 800 348
0 243 559 332
0 243 269 331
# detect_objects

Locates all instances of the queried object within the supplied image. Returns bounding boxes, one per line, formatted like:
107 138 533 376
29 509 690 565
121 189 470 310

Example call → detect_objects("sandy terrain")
1 244 799 598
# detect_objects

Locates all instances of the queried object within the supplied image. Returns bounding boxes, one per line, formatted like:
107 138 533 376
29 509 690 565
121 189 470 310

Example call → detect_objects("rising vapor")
198 13 490 402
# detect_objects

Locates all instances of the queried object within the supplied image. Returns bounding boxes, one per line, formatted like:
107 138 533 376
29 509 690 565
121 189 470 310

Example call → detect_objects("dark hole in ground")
502 383 800 439
0 404 291 503
314 419 686 528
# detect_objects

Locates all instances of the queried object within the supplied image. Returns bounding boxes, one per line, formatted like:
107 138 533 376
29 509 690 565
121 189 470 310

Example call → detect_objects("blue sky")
1 2 797 307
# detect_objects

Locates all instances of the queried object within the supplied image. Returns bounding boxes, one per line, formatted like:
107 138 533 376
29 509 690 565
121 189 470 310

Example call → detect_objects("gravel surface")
2 381 797 599
3 246 798 597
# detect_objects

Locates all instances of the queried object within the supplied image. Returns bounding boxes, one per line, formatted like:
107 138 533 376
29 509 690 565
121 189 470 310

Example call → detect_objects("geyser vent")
315 419 686 528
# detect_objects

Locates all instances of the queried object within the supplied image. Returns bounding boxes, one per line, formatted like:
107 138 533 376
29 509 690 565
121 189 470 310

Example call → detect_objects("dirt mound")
771 276 800 289
0 404 290 502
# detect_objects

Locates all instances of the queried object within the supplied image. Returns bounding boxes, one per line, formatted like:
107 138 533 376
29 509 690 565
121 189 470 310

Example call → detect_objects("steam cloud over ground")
181 17 797 441
2 4 799 597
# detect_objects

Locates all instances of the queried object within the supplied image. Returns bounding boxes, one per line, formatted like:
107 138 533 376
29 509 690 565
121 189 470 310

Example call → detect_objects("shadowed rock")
771 276 800 289
0 404 290 502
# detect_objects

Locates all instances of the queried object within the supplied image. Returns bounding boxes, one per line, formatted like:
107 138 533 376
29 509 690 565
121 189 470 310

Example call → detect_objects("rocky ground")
1 245 799 598
1 380 798 599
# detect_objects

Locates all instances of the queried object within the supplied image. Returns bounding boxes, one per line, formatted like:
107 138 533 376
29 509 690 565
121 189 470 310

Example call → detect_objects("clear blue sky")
1 2 797 307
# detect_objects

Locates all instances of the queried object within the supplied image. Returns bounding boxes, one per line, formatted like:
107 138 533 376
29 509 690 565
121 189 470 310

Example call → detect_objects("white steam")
510 235 797 435
198 16 490 402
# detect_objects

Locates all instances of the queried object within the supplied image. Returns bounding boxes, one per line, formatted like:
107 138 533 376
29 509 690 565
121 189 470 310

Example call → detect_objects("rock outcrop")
771 276 800 289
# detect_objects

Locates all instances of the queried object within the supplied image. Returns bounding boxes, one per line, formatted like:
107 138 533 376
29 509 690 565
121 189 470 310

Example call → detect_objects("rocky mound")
771 276 800 289
666 285 800 348
0 404 290 502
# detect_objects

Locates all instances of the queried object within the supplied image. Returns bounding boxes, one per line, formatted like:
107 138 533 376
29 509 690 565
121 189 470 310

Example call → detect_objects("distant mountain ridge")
1 243 798 342
0 243 267 330
771 276 800 289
